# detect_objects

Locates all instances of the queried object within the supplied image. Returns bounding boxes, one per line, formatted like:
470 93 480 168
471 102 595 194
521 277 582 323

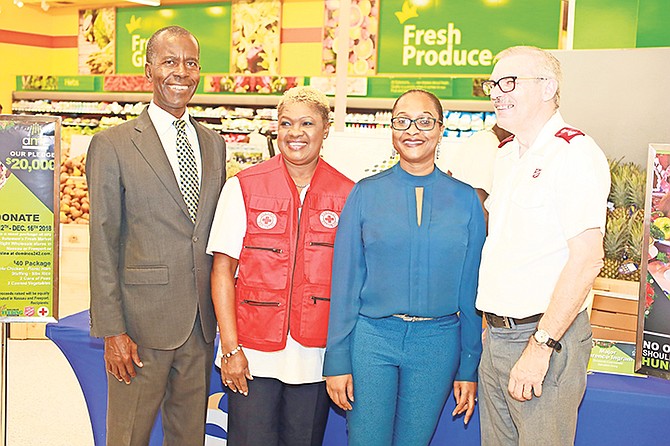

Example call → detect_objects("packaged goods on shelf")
443 111 496 139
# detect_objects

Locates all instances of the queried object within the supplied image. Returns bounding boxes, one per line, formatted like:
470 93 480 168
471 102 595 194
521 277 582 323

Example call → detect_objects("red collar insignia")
498 135 515 148
555 127 584 143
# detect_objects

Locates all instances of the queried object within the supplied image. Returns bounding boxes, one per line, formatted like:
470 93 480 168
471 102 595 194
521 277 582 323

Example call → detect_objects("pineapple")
626 163 647 214
608 159 630 220
622 209 645 282
601 212 629 279
603 159 647 281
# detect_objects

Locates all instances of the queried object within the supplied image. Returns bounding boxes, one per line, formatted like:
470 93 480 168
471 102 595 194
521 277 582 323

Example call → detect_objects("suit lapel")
192 118 221 229
132 110 192 221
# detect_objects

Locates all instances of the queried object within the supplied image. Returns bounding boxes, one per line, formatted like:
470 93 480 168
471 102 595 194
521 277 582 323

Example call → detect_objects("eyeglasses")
481 76 547 96
390 117 438 131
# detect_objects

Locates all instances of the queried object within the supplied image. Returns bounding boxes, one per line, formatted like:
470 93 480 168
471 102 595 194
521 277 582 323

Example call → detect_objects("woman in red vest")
207 86 354 445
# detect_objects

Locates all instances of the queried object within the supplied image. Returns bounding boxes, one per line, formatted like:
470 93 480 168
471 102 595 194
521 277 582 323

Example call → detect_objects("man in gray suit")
86 26 226 445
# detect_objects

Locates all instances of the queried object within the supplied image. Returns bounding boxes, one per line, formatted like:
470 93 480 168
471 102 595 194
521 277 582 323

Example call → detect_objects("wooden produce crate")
589 277 640 343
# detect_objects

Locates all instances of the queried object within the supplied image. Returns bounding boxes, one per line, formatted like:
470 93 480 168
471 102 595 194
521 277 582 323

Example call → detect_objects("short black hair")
145 26 199 64
392 89 444 119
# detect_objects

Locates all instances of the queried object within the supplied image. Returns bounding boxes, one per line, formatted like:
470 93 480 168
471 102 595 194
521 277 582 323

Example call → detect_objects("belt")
392 314 435 322
484 312 542 329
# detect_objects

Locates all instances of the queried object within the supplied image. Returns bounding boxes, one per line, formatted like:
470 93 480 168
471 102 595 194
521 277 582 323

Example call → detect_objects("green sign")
377 0 561 75
366 76 489 101
0 117 59 322
58 76 97 92
116 3 231 74
588 340 645 377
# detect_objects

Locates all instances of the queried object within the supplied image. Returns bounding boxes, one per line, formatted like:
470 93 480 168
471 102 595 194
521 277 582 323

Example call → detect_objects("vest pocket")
310 296 330 304
238 243 289 289
304 239 336 286
237 288 286 346
298 285 331 346
242 299 281 306
247 196 290 235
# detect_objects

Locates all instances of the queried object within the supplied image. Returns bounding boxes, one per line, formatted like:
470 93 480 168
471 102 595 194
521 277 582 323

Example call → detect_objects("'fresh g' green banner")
378 0 561 75
116 3 231 74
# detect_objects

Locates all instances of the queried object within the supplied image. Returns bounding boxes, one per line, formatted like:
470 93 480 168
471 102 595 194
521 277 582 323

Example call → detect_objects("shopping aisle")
7 339 94 446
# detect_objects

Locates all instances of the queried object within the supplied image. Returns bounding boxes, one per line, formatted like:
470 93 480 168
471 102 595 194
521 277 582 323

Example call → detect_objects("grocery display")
13 93 497 231
59 154 89 225
601 159 646 281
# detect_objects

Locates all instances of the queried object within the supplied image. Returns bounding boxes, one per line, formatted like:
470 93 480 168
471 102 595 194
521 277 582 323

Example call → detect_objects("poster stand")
0 323 6 446
0 116 61 444
636 143 670 379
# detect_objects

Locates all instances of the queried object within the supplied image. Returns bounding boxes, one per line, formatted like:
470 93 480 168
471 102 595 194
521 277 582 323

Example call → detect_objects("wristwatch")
532 329 562 352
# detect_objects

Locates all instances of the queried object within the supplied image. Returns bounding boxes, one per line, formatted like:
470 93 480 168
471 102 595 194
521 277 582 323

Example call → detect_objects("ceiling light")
41 0 49 11
13 0 24 8
125 0 161 6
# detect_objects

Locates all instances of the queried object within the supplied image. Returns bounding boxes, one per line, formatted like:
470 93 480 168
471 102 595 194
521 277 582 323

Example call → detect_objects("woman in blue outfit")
323 89 486 446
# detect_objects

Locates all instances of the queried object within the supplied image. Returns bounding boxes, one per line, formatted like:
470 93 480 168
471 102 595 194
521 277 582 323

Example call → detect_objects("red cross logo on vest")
320 211 339 229
256 211 278 230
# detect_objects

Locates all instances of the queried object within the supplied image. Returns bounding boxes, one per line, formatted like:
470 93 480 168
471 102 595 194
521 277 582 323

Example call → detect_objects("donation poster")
636 143 670 379
0 116 60 322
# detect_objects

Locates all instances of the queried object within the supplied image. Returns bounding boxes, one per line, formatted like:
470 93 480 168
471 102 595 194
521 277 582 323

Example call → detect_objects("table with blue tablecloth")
47 310 670 446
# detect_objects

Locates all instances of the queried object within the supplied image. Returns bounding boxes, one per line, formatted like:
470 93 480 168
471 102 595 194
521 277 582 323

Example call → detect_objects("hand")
326 374 354 411
220 350 252 396
452 381 477 425
104 334 143 384
508 341 552 401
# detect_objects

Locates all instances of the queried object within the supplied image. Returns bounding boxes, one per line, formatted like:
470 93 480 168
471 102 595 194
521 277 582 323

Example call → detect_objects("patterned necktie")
174 119 199 223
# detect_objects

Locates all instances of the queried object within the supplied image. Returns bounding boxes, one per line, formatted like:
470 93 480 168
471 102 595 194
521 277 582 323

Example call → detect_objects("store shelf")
13 91 283 107
13 91 494 113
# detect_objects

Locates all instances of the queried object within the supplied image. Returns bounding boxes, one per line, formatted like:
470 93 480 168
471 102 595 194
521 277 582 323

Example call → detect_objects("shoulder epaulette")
498 135 514 148
555 127 585 143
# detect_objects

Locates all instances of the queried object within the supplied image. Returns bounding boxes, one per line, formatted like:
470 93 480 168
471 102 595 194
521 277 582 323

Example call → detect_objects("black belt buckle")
485 312 542 329
486 313 511 328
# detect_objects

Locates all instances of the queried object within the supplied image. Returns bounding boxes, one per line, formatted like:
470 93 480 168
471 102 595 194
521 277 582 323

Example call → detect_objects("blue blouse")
323 163 485 381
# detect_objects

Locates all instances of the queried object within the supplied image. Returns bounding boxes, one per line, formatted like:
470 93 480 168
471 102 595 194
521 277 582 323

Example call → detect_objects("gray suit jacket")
87 109 225 349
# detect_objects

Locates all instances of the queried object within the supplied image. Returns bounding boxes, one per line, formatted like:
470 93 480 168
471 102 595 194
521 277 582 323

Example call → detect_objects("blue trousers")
347 314 461 446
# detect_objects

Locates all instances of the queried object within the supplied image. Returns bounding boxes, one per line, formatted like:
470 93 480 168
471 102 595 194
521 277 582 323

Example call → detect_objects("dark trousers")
227 377 330 446
106 317 214 446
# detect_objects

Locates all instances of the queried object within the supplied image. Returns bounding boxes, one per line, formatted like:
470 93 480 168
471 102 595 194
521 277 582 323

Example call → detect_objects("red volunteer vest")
236 155 353 351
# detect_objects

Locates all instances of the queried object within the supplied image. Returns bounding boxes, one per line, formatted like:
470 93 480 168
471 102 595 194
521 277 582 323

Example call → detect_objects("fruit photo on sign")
322 0 379 76
0 161 11 191
78 8 116 75
21 75 57 91
230 0 280 74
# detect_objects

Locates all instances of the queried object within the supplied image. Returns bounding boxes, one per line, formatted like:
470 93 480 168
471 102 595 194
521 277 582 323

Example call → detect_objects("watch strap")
545 337 562 352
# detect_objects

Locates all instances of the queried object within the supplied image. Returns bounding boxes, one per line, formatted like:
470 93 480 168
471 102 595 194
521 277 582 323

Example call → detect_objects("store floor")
7 338 94 446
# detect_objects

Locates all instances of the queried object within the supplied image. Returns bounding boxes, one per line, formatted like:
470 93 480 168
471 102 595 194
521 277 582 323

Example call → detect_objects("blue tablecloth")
47 310 670 446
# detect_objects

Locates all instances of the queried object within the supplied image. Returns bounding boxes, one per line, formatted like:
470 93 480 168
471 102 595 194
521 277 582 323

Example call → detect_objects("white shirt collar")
147 101 193 135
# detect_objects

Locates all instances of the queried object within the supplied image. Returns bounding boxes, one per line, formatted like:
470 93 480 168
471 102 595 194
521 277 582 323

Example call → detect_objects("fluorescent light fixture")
125 0 161 6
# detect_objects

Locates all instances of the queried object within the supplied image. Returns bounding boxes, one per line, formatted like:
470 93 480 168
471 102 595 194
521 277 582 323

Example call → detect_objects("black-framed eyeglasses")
390 117 438 131
481 76 547 96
